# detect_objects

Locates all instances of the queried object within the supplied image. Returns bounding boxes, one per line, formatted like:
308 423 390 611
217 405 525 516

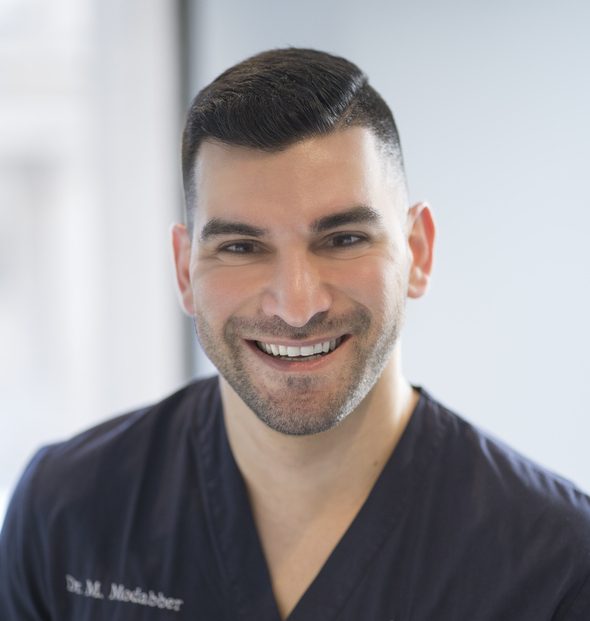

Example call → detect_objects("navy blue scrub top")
1 376 590 620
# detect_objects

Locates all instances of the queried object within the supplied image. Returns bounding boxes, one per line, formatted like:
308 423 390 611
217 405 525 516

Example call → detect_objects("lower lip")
245 338 349 372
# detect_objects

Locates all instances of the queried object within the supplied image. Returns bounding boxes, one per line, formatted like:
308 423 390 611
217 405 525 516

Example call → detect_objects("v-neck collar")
195 380 443 621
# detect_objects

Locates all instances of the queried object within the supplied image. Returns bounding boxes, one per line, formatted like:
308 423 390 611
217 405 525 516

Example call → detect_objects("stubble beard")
194 297 406 436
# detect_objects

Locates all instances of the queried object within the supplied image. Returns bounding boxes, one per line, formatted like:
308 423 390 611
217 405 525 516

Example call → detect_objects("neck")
220 348 418 515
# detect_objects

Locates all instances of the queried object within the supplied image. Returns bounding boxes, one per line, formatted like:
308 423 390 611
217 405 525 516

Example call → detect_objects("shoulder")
0 377 222 617
409 390 590 617
421 389 590 521
417 389 590 582
12 376 221 518
427 391 589 505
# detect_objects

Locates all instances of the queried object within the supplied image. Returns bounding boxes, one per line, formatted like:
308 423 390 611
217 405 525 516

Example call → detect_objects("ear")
406 202 435 299
171 223 195 315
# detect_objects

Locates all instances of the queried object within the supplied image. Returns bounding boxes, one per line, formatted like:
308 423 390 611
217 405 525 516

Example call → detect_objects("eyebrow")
199 205 383 242
310 205 383 233
200 218 267 241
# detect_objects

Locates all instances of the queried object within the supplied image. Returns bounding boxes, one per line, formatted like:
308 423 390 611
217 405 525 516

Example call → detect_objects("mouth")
253 336 346 360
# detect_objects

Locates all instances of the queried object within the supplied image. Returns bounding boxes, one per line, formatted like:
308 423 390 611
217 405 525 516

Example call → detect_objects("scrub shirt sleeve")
0 448 53 620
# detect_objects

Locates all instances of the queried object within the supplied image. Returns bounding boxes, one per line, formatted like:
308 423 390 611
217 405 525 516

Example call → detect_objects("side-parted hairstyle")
181 47 405 231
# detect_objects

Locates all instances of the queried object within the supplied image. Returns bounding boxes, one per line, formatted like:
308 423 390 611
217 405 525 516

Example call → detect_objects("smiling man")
174 127 424 439
1 48 590 621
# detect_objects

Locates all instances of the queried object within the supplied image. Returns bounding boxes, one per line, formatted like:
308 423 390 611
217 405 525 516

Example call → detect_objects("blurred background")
1 0 589 523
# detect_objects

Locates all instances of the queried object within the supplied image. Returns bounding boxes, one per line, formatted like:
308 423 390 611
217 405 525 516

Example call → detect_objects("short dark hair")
182 47 405 230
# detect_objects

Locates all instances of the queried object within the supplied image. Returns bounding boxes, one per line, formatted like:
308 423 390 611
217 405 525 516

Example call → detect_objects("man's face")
174 127 431 435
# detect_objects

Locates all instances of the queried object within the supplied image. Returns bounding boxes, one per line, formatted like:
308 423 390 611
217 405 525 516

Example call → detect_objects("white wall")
0 0 187 521
189 0 590 489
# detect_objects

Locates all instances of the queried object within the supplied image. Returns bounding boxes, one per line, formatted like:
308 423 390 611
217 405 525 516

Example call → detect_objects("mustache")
225 309 371 341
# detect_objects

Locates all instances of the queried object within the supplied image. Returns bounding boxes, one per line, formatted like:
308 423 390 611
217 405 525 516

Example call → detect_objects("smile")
255 337 344 358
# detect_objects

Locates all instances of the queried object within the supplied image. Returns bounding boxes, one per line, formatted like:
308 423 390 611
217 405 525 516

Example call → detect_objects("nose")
261 252 332 328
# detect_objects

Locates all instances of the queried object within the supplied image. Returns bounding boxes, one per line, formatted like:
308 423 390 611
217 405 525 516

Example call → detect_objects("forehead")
193 127 405 229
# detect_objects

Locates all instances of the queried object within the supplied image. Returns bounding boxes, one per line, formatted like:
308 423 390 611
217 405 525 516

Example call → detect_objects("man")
1 48 589 620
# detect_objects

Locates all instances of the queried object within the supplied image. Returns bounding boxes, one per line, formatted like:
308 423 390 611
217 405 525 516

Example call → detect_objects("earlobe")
171 223 195 316
406 203 435 299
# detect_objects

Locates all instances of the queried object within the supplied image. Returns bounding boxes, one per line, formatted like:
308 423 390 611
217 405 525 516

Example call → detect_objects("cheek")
333 257 405 315
191 265 267 321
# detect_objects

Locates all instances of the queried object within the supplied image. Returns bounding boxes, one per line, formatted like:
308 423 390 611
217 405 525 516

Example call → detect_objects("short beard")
194 302 404 436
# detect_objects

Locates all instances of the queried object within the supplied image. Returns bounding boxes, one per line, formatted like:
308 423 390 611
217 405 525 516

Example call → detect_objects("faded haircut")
181 47 405 232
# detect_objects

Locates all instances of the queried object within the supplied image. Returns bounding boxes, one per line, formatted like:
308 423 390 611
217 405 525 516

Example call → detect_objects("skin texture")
173 127 432 436
172 126 435 618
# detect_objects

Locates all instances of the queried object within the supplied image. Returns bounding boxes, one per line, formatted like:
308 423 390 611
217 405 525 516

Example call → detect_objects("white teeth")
257 337 343 358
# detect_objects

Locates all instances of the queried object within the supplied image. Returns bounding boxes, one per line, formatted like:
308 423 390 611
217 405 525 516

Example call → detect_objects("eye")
218 240 262 254
213 239 270 264
315 231 372 259
325 232 368 248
